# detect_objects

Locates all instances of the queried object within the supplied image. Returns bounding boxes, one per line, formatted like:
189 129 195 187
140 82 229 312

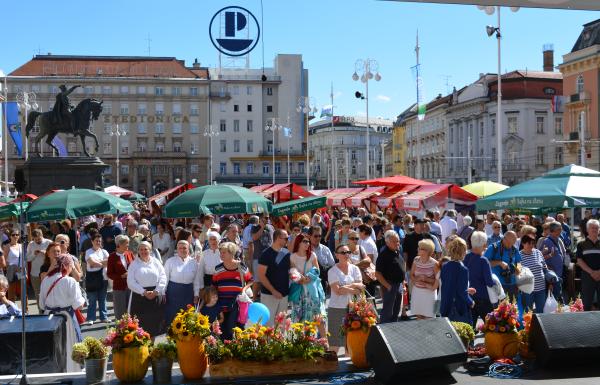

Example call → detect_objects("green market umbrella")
271 196 326 217
163 184 272 218
477 164 600 211
0 201 29 220
26 188 134 222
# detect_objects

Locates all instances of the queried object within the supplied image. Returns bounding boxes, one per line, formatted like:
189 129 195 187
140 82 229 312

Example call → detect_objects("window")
266 87 273 96
137 140 147 152
275 162 281 175
190 87 198 96
190 141 199 154
172 87 182 96
246 162 254 174
104 124 112 135
220 102 226 112
492 147 496 160
190 105 199 116
576 75 584 94
352 164 356 175
137 86 146 94
138 103 147 115
351 150 356 160
121 165 129 175
247 86 253 95
137 124 146 134
536 116 545 134
233 120 240 132
480 122 484 138
220 139 226 152
247 140 253 152
119 86 129 94
491 118 496 136
247 105 252 112
234 104 239 112
507 116 518 134
120 103 129 115
267 105 273 113
172 103 182 116
219 86 227 97
555 117 563 135
262 163 269 175
155 103 164 115
247 120 253 132
172 123 182 134
234 140 240 153
155 124 164 134
102 86 112 94
267 140 273 154
155 87 164 96
190 164 199 174
84 86 94 95
103 142 112 155
233 86 239 95
220 119 226 132
155 141 164 152
233 163 240 175
121 138 129 154
173 141 182 152
450 126 454 143
555 147 563 165
220 162 227 176
190 124 199 134
298 162 305 174
536 146 545 165
102 104 112 115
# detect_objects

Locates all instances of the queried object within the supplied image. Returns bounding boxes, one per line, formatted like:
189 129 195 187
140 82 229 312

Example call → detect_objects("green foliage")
150 341 178 362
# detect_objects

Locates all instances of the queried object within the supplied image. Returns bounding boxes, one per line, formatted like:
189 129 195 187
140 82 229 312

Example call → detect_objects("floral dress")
290 253 327 323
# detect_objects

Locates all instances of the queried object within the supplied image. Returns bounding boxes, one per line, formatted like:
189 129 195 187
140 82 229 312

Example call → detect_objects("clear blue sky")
1 0 598 120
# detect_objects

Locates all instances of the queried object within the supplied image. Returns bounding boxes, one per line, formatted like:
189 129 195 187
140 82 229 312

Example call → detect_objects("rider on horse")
52 84 81 134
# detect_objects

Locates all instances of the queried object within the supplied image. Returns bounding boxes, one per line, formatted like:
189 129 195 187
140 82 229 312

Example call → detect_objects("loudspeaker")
530 311 600 367
366 318 467 383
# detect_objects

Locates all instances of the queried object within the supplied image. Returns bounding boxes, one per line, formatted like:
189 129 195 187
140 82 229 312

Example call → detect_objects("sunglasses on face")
337 250 351 255
11 234 19 237
349 237 359 241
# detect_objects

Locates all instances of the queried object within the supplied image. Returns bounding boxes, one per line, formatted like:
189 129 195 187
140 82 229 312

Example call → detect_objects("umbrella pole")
18 198 28 385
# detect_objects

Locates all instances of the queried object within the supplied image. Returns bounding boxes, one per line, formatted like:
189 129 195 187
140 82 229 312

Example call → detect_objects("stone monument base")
19 157 108 195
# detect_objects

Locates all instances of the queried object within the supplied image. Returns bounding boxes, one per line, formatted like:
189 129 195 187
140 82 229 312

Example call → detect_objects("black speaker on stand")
366 318 467 383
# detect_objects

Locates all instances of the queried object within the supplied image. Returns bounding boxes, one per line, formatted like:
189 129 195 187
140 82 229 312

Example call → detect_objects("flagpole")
330 82 334 189
3 75 8 197
415 31 422 180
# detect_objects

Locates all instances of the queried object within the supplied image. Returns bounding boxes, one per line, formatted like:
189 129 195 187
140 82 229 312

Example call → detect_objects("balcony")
258 150 306 157
209 92 232 100
570 92 590 103
132 151 188 157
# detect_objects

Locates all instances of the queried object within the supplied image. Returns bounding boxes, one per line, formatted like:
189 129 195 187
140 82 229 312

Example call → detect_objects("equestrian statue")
25 84 103 157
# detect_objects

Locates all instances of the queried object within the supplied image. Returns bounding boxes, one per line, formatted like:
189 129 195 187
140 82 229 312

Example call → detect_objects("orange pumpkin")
112 346 150 382
346 329 370 369
176 336 208 380
484 331 520 360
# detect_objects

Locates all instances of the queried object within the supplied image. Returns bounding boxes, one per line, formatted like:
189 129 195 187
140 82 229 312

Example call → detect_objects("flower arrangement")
518 311 533 345
482 300 520 333
167 305 211 342
569 297 584 312
341 296 377 336
150 341 178 362
205 313 328 364
72 337 110 365
451 322 475 347
103 313 151 351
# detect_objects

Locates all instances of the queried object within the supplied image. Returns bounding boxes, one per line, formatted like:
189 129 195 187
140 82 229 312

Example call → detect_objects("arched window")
576 75 584 94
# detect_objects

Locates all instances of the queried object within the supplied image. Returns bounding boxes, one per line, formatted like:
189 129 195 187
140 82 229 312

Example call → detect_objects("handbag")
85 269 103 292
236 264 252 324
357 247 377 284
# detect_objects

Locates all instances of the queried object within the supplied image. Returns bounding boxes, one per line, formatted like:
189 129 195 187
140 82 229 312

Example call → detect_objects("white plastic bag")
487 274 506 304
516 266 535 294
543 291 558 313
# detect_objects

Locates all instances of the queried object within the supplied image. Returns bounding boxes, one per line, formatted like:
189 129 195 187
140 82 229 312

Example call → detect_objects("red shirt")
107 251 135 291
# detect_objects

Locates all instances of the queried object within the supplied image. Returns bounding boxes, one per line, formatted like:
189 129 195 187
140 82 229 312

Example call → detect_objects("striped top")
520 248 546 292
413 257 437 289
212 262 253 312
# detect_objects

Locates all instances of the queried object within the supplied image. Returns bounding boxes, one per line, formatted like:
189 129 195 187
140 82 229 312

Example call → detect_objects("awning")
309 189 333 196
148 183 197 208
249 184 274 193
396 184 477 211
271 196 327 217
373 185 420 208
354 175 432 187
10 193 38 203
324 188 365 206
258 183 314 203
343 187 386 207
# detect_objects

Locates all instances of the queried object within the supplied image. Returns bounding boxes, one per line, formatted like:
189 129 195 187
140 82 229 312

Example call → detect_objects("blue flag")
283 127 292 137
2 102 22 156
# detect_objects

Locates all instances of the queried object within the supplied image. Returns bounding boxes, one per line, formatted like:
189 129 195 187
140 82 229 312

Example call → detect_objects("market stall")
323 188 365 207
257 183 314 203
396 184 477 212
342 186 386 208
372 185 420 209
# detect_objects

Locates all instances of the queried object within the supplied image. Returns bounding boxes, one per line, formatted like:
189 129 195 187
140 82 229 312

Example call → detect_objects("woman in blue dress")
440 237 474 324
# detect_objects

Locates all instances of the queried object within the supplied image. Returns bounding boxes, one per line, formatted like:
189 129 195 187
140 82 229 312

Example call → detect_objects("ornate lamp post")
265 118 280 185
296 97 317 188
204 124 219 184
110 124 125 187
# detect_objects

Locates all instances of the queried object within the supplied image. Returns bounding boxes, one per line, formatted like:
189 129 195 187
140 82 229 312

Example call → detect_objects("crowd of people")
0 202 599 361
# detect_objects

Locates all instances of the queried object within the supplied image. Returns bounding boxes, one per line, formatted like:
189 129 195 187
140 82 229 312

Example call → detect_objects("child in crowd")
197 286 223 324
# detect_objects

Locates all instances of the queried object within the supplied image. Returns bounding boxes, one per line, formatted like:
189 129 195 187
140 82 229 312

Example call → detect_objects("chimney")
193 58 201 68
543 44 554 72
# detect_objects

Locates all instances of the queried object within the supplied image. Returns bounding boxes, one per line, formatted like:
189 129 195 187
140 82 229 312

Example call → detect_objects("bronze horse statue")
25 98 103 157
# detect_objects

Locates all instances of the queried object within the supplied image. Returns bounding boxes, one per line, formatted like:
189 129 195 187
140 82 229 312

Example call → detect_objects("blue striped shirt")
520 248 546 292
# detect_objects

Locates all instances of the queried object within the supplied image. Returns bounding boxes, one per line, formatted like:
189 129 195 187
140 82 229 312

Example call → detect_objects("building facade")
559 19 600 170
392 105 412 176
309 116 393 188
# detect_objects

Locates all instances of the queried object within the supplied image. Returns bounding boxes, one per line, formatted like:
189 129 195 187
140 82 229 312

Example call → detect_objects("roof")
488 70 562 84
572 19 600 53
10 55 208 79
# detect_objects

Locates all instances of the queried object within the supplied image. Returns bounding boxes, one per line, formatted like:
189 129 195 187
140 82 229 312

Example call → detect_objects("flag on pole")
411 64 426 121
283 127 292 138
320 105 333 118
2 102 23 156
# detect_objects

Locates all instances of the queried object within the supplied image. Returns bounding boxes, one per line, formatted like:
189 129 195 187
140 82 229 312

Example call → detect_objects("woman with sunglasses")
2 230 24 302
346 231 367 266
84 234 109 324
289 234 327 341
55 234 83 281
327 245 364 355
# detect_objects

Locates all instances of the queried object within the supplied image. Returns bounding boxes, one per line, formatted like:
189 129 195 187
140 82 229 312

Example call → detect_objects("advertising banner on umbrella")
271 196 326 217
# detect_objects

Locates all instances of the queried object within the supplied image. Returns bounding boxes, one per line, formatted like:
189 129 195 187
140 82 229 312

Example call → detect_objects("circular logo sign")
209 6 260 57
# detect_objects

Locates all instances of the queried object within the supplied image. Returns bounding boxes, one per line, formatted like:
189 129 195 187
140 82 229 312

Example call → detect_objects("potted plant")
451 321 475 349
150 341 177 383
167 305 211 380
341 296 378 369
482 300 521 360
104 313 152 383
72 337 109 384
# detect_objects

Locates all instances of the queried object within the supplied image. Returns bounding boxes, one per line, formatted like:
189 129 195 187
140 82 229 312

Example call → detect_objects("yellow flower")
196 314 210 329
171 318 184 334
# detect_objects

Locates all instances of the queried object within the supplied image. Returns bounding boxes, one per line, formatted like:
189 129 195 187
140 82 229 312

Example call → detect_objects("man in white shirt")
26 229 51 311
484 213 496 237
358 224 379 263
440 210 458 246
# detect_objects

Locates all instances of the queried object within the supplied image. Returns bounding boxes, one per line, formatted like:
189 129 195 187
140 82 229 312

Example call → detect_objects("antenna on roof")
145 34 152 56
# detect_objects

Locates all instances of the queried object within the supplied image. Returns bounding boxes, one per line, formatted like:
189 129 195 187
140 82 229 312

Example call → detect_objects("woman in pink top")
409 239 440 319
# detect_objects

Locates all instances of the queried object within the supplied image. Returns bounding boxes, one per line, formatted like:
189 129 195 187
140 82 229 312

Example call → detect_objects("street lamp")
479 5 519 184
110 124 125 187
16 90 38 160
296 97 318 188
352 59 381 181
204 124 219 184
265 118 280 185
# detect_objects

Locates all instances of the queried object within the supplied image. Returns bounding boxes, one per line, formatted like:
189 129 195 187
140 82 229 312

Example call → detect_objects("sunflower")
196 314 210 329
171 318 184 334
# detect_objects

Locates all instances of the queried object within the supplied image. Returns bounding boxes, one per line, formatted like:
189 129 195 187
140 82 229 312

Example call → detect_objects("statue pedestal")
19 157 108 195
